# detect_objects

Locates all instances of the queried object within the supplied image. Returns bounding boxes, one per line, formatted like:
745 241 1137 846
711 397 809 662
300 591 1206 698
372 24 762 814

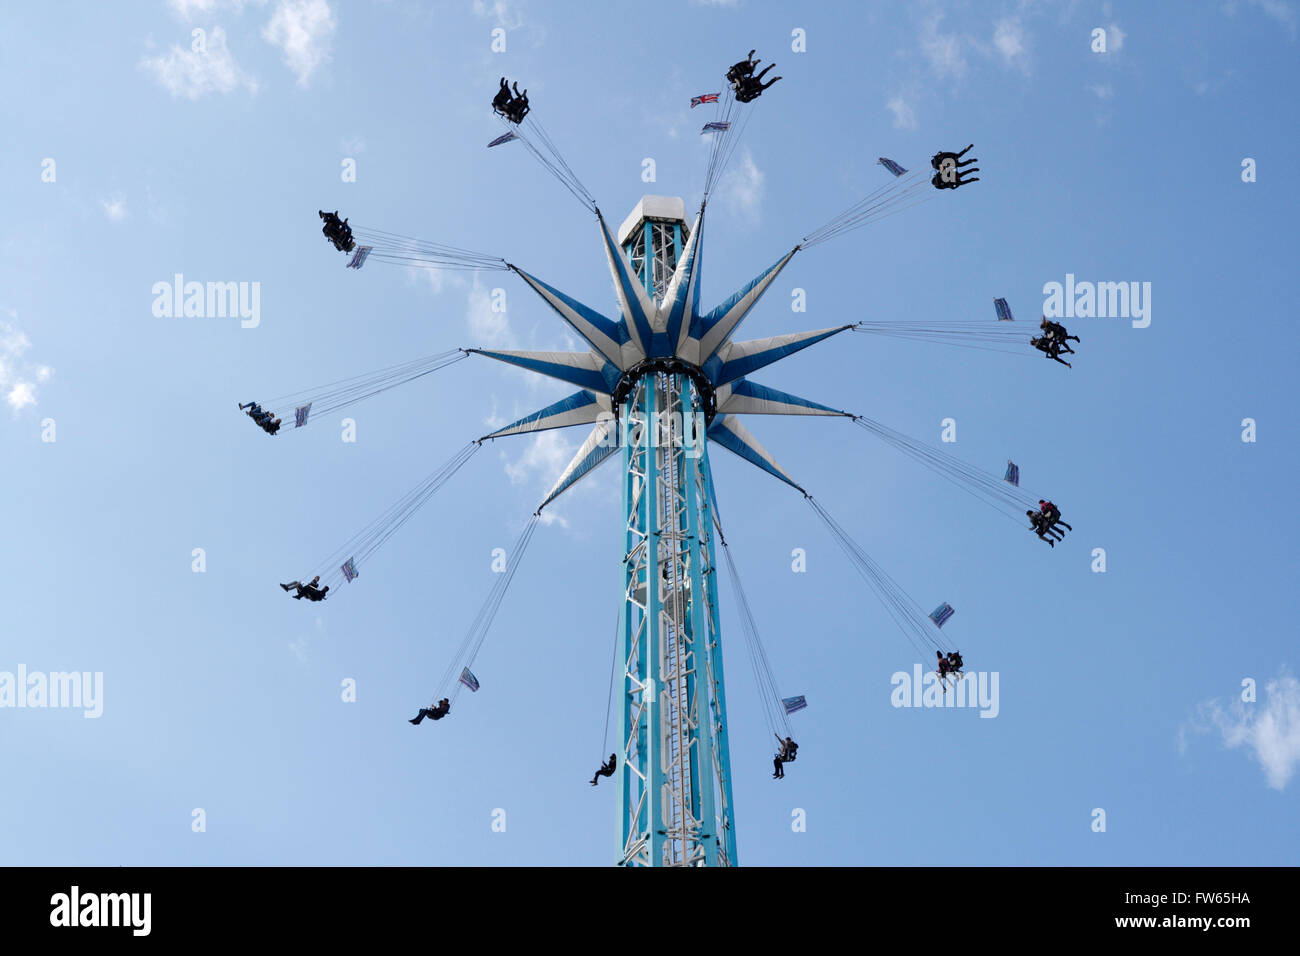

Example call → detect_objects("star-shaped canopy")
472 205 853 508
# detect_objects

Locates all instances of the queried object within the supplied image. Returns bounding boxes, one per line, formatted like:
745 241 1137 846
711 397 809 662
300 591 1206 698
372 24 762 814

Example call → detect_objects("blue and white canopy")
474 205 853 505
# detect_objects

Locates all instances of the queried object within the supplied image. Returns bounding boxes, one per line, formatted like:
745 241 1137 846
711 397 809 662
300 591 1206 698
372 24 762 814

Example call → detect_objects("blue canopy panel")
596 210 658 357
658 208 705 357
480 390 609 440
704 326 853 388
716 379 847 417
706 415 804 493
688 247 800 365
510 266 633 369
539 418 620 510
470 349 620 395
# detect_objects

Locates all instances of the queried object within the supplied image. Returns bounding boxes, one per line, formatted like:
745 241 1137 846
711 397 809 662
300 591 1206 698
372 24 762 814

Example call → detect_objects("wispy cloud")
721 149 764 224
466 275 513 347
100 193 129 221
885 93 918 130
1105 22 1126 52
473 0 524 29
1088 82 1114 100
502 430 574 526
920 12 967 79
993 17 1030 72
0 314 52 415
140 25 258 99
1180 671 1300 791
262 0 335 88
1229 0 1300 36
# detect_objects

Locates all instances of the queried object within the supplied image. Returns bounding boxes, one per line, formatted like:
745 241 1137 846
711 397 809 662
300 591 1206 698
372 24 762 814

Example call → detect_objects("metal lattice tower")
478 194 848 865
615 197 736 866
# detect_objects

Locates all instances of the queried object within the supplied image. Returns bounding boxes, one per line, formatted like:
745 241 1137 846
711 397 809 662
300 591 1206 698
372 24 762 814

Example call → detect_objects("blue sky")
1 0 1297 866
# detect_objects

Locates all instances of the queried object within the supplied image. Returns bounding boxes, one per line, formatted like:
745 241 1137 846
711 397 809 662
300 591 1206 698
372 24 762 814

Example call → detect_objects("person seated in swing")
931 144 976 171
320 209 342 238
1030 335 1071 367
409 697 451 725
1040 317 1079 350
772 735 798 778
319 210 355 252
589 753 617 786
1039 499 1071 534
726 50 757 86
261 415 282 435
1027 510 1060 547
239 401 264 418
505 82 529 124
735 66 781 103
491 76 512 115
947 650 964 673
936 649 953 678
931 166 980 190
280 575 328 600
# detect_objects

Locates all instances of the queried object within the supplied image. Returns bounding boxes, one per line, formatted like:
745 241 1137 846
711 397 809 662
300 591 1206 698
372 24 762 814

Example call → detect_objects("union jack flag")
690 93 720 108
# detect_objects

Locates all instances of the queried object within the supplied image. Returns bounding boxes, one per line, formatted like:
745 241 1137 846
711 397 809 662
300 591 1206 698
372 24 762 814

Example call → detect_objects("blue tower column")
613 195 735 866
615 368 736 866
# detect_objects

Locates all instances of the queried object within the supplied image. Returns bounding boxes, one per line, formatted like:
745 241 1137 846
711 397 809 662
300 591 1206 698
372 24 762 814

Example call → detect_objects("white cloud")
1181 672 1300 790
721 149 763 223
473 0 523 29
169 0 262 17
502 430 575 526
262 0 336 88
1248 0 1299 35
885 94 918 130
993 17 1029 71
6 382 36 411
341 135 366 154
0 317 51 415
1088 82 1114 100
920 13 967 79
503 430 570 486
1106 22 1126 52
140 25 258 99
100 194 128 221
466 275 513 347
